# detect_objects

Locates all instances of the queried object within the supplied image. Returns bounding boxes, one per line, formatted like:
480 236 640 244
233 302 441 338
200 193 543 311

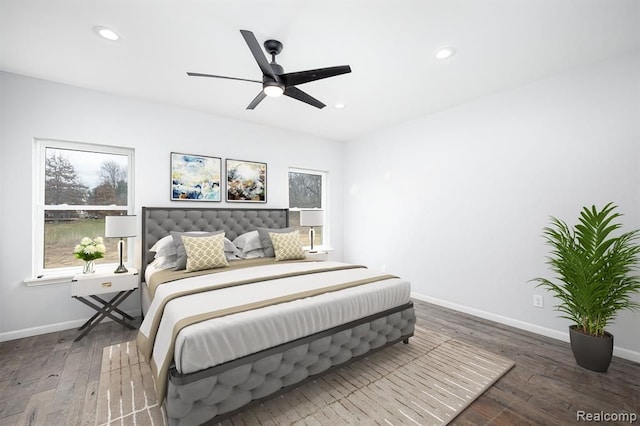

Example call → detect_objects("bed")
137 206 415 425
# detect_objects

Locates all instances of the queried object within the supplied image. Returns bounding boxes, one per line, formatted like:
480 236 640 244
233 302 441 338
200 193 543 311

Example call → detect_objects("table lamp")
299 210 324 252
105 215 137 273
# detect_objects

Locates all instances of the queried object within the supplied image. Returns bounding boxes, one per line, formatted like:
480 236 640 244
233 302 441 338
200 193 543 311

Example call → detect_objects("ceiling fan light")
263 85 284 97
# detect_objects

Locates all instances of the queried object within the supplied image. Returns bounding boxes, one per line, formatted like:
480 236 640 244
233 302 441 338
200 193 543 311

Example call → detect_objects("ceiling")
1 0 639 142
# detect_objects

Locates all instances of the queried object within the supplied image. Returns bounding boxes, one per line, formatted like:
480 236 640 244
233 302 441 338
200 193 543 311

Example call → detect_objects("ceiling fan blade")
187 72 262 84
240 30 277 80
281 65 351 87
284 86 326 109
246 91 267 110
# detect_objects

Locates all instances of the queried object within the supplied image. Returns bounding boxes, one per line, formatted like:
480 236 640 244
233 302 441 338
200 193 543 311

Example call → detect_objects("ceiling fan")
187 29 351 110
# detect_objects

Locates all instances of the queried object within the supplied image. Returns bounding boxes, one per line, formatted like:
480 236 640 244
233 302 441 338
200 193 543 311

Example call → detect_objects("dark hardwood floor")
0 317 141 426
413 300 640 426
0 300 638 425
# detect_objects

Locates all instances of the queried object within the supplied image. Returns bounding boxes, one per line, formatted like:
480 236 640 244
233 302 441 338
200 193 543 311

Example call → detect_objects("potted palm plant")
532 203 640 372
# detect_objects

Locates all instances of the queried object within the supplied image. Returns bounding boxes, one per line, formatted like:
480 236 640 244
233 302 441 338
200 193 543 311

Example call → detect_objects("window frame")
288 167 328 249
33 138 135 279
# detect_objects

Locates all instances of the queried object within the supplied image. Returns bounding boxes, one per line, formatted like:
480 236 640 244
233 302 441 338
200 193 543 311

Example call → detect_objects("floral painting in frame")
226 159 267 203
170 152 221 201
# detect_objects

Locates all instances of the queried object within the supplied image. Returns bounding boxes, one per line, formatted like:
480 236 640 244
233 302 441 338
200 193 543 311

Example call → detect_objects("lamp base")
114 264 129 274
114 238 128 273
309 227 315 252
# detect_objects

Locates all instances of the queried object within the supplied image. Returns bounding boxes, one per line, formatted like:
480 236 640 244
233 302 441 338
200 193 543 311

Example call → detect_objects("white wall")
3 50 640 362
0 71 345 341
344 52 640 361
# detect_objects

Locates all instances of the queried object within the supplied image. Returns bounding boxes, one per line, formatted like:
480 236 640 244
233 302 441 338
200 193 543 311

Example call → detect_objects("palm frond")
532 203 640 336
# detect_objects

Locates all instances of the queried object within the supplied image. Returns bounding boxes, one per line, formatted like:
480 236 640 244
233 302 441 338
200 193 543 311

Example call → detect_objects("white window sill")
23 264 133 286
23 274 74 287
304 246 333 252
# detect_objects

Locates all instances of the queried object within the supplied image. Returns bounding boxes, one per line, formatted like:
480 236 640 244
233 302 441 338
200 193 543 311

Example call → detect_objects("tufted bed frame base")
141 207 416 426
167 303 415 425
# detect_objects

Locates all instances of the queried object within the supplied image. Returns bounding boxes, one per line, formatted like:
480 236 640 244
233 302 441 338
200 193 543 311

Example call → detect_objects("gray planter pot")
569 325 613 372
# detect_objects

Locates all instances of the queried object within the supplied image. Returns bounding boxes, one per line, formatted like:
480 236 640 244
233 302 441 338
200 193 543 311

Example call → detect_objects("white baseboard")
0 309 140 343
5 296 639 365
412 291 640 364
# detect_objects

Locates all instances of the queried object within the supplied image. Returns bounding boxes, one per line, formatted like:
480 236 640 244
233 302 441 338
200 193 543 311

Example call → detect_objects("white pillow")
232 231 262 253
150 235 177 258
153 231 242 260
150 254 178 270
224 238 244 261
240 248 266 259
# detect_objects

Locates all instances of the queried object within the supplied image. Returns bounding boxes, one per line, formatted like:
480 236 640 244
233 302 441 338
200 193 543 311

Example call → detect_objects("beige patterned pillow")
269 231 305 261
182 233 229 272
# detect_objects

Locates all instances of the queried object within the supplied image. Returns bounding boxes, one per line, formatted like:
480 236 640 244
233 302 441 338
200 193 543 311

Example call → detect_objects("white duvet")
141 261 411 376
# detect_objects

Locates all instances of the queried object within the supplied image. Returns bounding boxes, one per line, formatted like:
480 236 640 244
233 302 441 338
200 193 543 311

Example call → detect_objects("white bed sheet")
142 264 163 315
146 261 411 375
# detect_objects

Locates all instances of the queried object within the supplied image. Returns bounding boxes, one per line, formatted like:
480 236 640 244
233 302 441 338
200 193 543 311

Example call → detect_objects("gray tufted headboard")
141 207 289 278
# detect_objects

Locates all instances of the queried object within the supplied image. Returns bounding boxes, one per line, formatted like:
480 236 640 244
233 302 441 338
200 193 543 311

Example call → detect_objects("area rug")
96 326 514 425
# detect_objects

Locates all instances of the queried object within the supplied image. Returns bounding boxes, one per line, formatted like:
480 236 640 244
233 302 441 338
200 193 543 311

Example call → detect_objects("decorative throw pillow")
171 230 225 270
256 227 296 257
182 233 229 272
269 231 305 261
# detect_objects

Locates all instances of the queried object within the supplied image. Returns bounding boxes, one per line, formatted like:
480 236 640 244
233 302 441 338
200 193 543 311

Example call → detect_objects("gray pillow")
256 227 296 257
171 230 225 270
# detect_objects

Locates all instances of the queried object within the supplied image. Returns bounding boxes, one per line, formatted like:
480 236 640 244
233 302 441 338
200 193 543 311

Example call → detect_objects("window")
34 139 134 277
288 168 327 248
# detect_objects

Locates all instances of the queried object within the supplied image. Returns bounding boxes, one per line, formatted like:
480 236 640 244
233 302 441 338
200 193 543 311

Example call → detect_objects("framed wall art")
170 152 222 201
226 159 267 203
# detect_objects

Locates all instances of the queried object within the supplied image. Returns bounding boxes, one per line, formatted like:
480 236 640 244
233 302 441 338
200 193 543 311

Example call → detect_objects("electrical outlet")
533 294 544 308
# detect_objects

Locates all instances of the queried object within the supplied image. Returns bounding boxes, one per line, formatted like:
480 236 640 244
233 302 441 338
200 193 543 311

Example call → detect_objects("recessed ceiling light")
334 103 345 109
434 47 455 60
93 26 120 41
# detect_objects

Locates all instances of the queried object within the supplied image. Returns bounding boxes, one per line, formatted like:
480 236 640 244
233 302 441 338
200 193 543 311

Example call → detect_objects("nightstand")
305 250 329 261
71 268 138 341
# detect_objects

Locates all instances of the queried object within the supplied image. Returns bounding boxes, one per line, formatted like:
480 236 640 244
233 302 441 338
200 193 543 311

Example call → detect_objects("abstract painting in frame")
170 152 221 201
226 159 267 203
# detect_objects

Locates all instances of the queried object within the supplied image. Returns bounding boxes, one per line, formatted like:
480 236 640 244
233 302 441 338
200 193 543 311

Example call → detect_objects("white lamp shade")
105 215 137 238
299 210 324 227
